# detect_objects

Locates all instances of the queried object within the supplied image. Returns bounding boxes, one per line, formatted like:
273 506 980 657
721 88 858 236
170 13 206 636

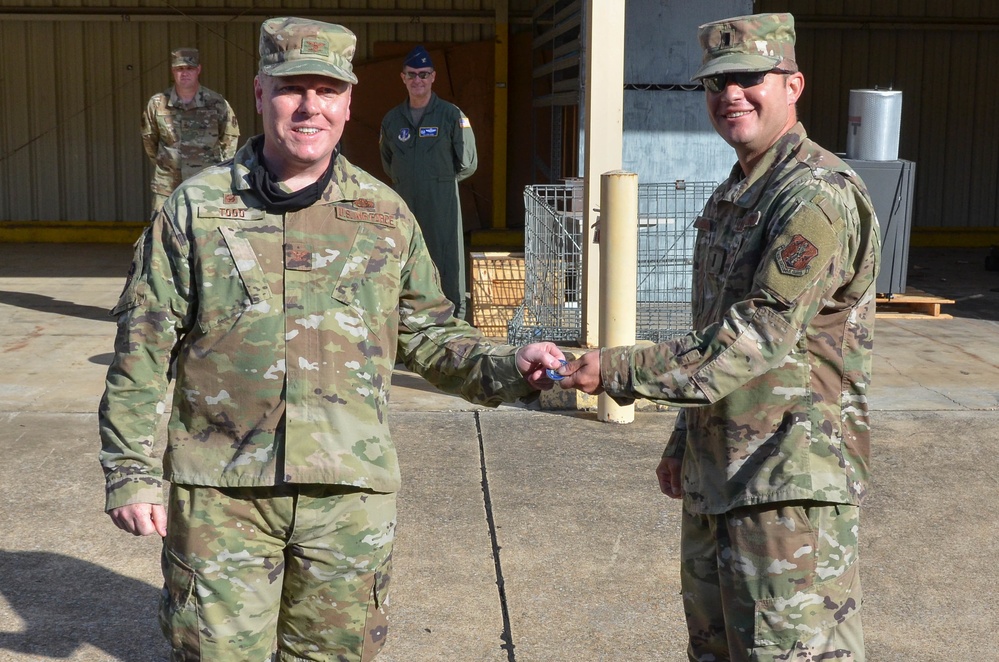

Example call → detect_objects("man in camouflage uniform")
379 45 477 319
101 17 565 661
559 13 880 661
141 47 240 215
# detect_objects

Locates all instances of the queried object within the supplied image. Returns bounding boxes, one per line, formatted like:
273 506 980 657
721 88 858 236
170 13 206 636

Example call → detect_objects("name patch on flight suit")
419 127 439 137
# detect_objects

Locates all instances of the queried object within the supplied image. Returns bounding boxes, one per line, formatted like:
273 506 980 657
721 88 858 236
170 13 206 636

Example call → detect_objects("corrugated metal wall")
0 1 531 222
756 0 999 231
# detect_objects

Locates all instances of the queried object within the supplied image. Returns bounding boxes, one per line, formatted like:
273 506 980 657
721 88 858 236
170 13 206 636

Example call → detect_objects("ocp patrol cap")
258 17 358 85
171 48 200 68
692 13 797 81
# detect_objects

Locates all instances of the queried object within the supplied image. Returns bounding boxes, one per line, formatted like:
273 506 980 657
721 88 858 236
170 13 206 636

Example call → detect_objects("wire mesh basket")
508 180 715 345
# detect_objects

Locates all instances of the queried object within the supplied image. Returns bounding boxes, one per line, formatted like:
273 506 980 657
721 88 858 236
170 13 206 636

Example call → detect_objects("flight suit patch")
419 127 439 137
398 128 411 142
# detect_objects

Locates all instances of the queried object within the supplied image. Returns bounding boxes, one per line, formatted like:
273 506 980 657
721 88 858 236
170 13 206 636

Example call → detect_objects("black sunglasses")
404 71 434 80
701 70 787 94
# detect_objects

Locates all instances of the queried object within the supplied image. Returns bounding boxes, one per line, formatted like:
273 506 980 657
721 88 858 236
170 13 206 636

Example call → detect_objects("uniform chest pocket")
195 224 275 332
329 221 402 329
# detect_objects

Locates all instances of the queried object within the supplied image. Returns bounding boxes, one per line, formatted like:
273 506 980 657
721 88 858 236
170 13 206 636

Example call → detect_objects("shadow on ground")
0 550 168 661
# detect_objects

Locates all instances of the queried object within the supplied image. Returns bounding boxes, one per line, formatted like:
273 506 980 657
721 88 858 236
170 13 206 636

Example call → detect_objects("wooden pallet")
876 288 955 319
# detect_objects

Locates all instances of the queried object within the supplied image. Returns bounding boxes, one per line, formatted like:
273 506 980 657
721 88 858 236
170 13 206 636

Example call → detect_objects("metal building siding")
757 1 999 231
0 1 512 222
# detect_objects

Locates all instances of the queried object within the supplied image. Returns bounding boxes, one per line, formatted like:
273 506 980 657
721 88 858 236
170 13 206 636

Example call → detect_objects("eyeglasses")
701 70 786 94
404 71 434 80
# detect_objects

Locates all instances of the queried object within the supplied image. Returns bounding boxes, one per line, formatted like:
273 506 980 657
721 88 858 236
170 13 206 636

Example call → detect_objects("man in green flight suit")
102 17 564 661
141 47 240 216
558 13 880 662
379 45 477 319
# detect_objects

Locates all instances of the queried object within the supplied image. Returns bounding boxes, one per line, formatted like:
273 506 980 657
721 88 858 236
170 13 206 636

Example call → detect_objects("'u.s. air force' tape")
546 359 568 381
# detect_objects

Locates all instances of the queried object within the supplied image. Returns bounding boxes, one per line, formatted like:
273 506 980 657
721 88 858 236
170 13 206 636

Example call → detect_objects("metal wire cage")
508 180 715 345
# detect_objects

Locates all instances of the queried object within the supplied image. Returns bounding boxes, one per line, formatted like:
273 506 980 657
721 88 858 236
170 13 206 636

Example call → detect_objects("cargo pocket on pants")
159 548 202 659
360 559 392 662
754 558 862 650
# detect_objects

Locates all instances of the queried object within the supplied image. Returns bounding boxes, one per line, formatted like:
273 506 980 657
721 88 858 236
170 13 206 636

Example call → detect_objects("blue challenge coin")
546 359 568 381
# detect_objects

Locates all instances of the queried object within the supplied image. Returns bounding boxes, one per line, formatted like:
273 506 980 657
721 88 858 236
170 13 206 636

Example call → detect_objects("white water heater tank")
846 89 902 161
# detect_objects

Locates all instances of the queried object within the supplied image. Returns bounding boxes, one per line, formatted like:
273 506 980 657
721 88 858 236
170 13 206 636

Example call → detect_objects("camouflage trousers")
160 484 396 662
680 501 864 662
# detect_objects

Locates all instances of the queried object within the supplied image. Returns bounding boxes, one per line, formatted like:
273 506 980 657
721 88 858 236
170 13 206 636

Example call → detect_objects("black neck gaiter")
248 137 339 213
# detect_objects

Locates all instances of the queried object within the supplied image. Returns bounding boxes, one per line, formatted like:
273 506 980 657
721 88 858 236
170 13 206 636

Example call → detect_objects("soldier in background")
558 13 880 661
102 17 564 661
379 45 477 319
141 47 240 215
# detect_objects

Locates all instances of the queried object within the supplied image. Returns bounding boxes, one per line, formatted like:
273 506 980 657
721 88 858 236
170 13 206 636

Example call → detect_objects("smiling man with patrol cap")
101 17 565 661
557 13 880 661
379 45 478 320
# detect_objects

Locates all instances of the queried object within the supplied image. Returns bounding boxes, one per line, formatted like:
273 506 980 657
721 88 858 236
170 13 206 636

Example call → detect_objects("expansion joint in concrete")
474 411 517 661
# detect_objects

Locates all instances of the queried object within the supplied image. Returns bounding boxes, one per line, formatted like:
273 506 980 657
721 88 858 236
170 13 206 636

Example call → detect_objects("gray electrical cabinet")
843 159 916 295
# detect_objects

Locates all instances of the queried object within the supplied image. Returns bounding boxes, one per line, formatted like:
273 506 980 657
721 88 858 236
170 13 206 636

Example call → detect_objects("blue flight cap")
403 45 434 70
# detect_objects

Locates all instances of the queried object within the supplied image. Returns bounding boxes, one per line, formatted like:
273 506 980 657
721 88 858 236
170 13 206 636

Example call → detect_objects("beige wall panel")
0 2 513 222
757 1 999 230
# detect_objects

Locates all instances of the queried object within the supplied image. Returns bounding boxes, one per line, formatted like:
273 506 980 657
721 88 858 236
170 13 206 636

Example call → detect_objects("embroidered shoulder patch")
776 234 819 276
757 203 839 305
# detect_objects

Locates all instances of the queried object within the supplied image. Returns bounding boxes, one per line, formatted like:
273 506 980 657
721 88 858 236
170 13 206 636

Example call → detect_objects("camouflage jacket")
99 138 533 511
141 85 240 195
600 123 881 514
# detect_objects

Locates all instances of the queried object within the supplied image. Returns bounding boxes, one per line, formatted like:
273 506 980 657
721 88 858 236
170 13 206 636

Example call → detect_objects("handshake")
514 343 603 395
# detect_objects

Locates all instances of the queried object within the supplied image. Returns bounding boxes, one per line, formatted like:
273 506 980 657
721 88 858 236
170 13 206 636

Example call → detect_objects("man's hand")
656 457 683 499
108 503 168 537
554 350 603 394
516 342 567 390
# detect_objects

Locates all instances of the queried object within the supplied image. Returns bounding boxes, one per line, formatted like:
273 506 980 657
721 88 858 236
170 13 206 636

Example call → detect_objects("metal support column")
598 170 637 424
580 0 624 346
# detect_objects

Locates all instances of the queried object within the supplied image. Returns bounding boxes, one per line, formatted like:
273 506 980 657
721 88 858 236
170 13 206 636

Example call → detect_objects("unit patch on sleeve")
758 203 839 305
459 117 471 128
776 234 819 276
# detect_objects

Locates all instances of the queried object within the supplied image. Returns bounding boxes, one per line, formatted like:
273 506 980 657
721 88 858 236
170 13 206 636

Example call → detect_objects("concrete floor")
0 242 997 661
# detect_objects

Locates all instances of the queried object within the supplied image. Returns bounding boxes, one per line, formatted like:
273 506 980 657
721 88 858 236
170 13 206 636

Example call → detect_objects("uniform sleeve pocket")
110 230 152 316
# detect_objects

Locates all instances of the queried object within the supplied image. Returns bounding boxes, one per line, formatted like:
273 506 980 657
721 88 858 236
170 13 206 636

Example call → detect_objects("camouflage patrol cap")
258 17 358 84
171 48 200 68
692 13 797 81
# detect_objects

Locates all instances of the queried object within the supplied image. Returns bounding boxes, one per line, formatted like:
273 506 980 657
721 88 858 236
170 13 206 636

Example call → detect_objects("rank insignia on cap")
301 37 330 57
776 234 819 276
